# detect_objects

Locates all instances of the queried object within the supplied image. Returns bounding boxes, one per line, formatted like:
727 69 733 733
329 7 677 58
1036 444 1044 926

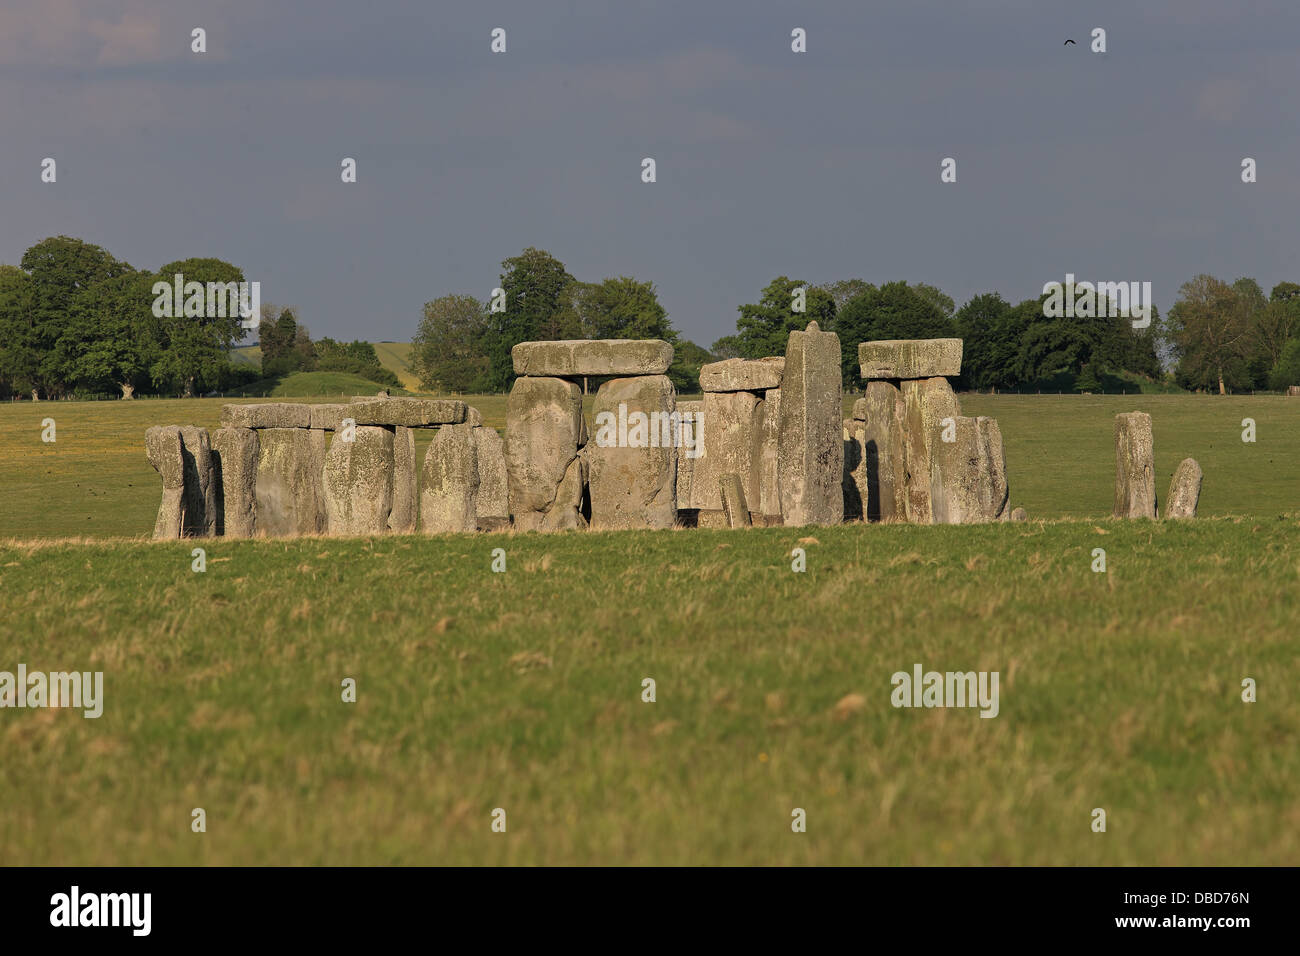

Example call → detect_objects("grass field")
1 393 1295 540
1 393 1296 865
0 520 1296 864
231 341 420 390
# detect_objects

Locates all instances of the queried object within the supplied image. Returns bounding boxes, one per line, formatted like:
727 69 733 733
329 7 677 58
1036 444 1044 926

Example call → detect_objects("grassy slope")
230 342 418 389
0 521 1295 864
227 371 401 398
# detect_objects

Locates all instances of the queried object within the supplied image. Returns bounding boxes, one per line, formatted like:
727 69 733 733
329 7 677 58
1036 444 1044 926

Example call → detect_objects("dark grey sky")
3 0 1297 346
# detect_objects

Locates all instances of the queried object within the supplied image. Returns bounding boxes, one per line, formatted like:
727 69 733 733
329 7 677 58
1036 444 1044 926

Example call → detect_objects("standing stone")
778 322 843 526
472 427 510 531
587 375 677 530
719 474 751 528
757 389 783 524
255 428 327 536
843 419 864 521
179 426 217 537
674 400 702 511
1011 507 1028 522
323 425 394 535
693 390 762 514
929 416 1008 524
506 377 585 530
387 426 417 534
1165 457 1202 519
540 452 588 531
1113 412 1157 518
145 426 185 539
211 427 259 538
901 378 961 524
856 380 907 522
421 423 479 533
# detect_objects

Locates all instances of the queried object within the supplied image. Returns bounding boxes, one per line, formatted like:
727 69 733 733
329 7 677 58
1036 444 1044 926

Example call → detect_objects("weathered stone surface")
692 390 762 512
901 377 961 524
674 401 702 510
466 406 484 427
843 419 864 521
1011 506 1027 522
512 339 673 377
221 403 312 429
388 426 417 533
472 427 510 531
1114 412 1156 518
505 376 585 528
179 426 217 537
929 416 1009 524
777 322 844 526
696 509 728 530
347 398 467 427
421 423 479 533
538 452 587 531
719 474 751 528
856 380 907 522
145 426 185 538
757 389 782 521
323 426 394 535
587 375 678 530
254 428 327 536
859 339 963 380
699 357 784 392
309 404 351 430
211 427 259 538
1165 457 1202 519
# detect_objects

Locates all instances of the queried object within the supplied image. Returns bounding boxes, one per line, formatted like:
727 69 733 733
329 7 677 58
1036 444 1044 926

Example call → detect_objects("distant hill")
226 370 406 398
230 341 418 389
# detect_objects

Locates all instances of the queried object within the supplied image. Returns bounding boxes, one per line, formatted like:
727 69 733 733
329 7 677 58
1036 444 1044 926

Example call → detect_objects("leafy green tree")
817 278 875 312
150 257 248 396
413 293 492 393
709 335 742 360
55 269 161 397
1267 338 1300 391
954 292 1016 390
0 265 38 397
1167 274 1254 394
572 277 674 340
668 339 711 394
485 248 576 390
911 282 955 320
735 276 835 360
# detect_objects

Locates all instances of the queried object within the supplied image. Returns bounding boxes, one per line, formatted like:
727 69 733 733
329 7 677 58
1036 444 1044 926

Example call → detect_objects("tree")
19 236 130 397
485 248 576 390
150 257 248 396
954 292 1015 390
734 276 835 360
1167 274 1253 394
412 293 492 393
572 277 674 341
55 269 161 397
668 339 711 394
1267 337 1300 391
0 265 38 397
835 281 954 383
911 282 955 320
817 278 875 312
709 335 743 360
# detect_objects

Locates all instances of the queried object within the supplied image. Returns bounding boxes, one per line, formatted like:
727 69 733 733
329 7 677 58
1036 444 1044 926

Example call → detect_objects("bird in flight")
1064 39 1076 46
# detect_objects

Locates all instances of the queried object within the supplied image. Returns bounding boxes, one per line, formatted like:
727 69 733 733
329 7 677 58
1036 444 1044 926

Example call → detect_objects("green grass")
230 341 419 389
226 370 404 399
0 520 1295 864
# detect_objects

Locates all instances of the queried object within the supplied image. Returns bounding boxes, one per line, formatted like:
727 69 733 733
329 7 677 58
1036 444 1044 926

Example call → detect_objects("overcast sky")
2 0 1297 346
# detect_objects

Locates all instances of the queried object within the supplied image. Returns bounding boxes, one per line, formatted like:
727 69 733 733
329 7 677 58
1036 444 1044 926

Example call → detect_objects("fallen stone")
255 427 327 536
587 375 677 530
179 426 217 537
778 321 844 526
145 426 185 538
221 403 311 429
211 427 259 538
348 398 467 427
420 423 479 533
719 474 752 528
512 339 673 377
859 339 963 380
505 376 585 529
1113 411 1156 518
323 425 394 535
472 426 510 531
1011 506 1027 522
1165 457 1202 519
388 426 417 533
699 357 784 392
901 377 961 524
693 390 762 512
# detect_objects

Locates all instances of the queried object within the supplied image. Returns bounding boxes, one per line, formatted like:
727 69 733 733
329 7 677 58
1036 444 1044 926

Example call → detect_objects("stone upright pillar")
505 376 586 531
387 425 418 534
587 375 678 530
323 425 394 535
145 426 185 539
421 423 480 533
1114 411 1156 518
778 321 843 526
255 427 327 536
211 427 259 538
1165 457 1202 519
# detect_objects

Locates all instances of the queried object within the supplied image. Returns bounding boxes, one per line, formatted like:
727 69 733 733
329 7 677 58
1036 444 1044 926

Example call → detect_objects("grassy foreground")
1 392 1297 540
0 519 1295 865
